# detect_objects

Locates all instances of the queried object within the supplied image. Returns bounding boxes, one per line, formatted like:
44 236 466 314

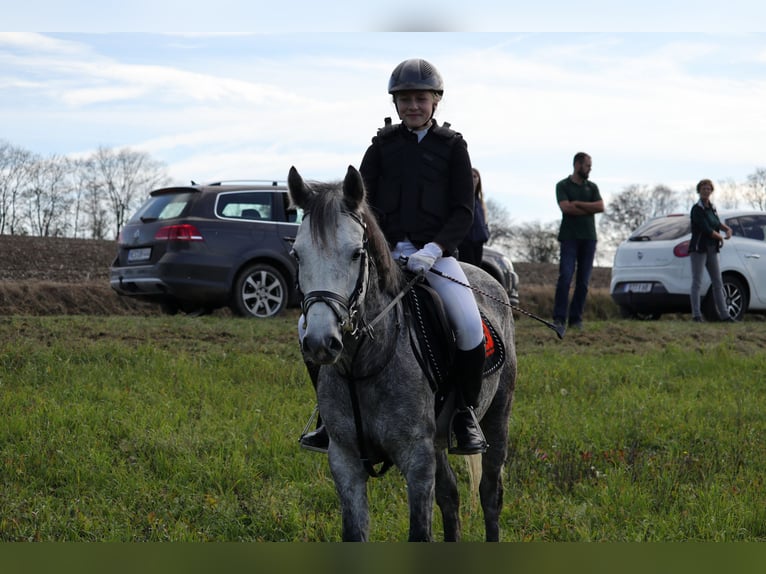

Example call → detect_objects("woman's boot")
449 341 488 455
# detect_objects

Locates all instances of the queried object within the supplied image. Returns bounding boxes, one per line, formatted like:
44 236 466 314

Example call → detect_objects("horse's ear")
343 165 365 209
288 166 310 208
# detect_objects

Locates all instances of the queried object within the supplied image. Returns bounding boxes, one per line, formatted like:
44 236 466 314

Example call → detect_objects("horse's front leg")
400 440 437 542
328 447 370 541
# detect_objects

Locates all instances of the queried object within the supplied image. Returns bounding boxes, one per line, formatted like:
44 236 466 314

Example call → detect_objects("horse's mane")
302 180 402 296
362 206 403 295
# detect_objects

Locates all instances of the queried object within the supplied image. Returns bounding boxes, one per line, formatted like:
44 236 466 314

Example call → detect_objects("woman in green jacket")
689 178 735 322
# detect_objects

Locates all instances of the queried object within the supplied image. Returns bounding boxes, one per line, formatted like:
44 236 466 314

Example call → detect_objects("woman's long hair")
473 168 488 220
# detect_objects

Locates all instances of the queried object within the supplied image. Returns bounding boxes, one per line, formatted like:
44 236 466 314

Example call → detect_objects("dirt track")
0 235 611 316
0 235 156 316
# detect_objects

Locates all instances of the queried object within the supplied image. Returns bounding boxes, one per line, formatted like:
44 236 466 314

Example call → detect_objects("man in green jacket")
553 152 604 333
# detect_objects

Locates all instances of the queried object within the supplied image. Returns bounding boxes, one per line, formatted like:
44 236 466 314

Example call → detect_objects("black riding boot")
298 361 329 453
449 341 489 455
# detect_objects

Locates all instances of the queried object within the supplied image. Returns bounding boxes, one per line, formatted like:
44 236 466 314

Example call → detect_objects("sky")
2 2 766 226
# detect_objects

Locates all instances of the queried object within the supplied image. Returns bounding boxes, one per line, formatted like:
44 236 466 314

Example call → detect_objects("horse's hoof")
299 426 329 453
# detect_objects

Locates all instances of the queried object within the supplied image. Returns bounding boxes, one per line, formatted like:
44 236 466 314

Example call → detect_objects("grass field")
1 312 764 541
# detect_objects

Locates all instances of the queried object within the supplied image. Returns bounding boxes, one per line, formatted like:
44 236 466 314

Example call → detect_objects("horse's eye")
352 248 364 261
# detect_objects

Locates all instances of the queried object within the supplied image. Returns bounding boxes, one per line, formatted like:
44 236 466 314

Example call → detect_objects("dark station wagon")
110 181 302 317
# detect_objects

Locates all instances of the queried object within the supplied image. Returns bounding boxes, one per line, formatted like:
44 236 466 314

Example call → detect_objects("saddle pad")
480 311 505 377
406 281 506 383
406 283 455 390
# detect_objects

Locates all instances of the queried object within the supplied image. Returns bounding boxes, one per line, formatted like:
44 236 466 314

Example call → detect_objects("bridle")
299 210 424 345
299 210 370 339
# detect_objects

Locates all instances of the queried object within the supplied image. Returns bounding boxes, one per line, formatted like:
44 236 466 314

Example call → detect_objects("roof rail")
204 179 285 187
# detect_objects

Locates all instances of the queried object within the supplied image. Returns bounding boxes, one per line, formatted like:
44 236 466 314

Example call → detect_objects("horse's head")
288 166 371 365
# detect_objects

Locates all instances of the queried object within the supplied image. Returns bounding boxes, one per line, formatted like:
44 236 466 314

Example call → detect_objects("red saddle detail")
482 320 495 358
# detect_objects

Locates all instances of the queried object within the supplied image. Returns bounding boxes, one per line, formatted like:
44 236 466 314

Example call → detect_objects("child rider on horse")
299 58 488 456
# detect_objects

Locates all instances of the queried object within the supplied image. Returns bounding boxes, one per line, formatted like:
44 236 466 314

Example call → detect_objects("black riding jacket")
359 119 474 256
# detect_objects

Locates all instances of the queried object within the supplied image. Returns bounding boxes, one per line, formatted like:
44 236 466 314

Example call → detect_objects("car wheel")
231 263 288 318
703 275 747 321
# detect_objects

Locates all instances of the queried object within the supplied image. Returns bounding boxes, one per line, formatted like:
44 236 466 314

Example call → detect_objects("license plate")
624 282 652 293
127 247 152 262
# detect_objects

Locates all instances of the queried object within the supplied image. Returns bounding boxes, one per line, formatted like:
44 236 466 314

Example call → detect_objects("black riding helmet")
388 58 444 95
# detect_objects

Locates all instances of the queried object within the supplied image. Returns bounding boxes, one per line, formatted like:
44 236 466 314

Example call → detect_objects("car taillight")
673 240 690 257
154 224 204 241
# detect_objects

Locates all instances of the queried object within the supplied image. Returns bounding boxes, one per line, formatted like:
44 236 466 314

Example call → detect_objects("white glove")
407 242 443 274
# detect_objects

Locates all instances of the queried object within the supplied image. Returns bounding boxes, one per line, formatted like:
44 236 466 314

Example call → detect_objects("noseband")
300 211 369 338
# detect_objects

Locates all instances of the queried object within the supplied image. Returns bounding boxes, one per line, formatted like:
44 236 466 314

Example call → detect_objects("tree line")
0 140 170 240
3 138 764 266
488 167 766 265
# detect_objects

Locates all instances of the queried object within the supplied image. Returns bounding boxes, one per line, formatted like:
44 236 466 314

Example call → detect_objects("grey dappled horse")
288 166 517 542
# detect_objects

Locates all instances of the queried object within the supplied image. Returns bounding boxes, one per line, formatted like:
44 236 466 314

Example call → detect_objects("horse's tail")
466 454 482 510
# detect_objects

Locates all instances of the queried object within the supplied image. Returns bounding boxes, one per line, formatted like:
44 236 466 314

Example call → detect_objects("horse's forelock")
302 178 401 293
304 181 345 246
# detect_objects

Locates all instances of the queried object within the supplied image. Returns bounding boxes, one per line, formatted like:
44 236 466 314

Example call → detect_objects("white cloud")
0 32 90 55
2 31 765 228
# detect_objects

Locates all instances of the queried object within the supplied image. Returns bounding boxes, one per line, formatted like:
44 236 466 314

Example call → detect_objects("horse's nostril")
327 336 344 354
302 332 343 364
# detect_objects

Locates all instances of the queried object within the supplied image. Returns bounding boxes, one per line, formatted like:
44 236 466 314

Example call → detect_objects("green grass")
0 313 764 541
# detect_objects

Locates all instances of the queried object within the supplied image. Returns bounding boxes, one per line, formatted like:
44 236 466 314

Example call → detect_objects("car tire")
703 275 747 321
231 263 288 318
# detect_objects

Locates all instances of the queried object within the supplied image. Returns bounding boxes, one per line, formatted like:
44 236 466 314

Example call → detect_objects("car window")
628 215 690 241
281 192 304 224
129 192 195 223
728 215 766 241
216 191 274 221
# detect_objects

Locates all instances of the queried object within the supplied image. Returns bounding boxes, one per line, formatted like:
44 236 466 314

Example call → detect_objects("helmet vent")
419 60 436 78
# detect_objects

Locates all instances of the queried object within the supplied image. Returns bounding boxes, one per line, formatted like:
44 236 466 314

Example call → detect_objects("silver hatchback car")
610 210 766 320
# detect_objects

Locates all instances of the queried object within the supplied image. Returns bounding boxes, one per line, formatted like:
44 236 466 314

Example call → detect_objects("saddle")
404 278 506 418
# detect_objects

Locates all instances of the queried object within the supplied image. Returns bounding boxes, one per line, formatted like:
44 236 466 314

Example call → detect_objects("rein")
360 271 423 339
425 266 566 339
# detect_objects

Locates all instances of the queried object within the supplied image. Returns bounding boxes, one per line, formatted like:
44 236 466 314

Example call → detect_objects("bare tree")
81 146 170 239
600 183 681 247
647 184 678 216
715 177 743 210
78 157 112 240
0 141 36 235
69 158 88 239
485 198 513 245
485 198 560 263
22 154 74 237
511 220 560 263
744 167 766 210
